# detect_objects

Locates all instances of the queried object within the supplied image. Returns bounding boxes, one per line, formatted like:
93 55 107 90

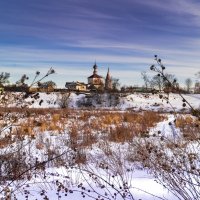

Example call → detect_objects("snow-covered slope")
24 92 200 112
119 93 200 111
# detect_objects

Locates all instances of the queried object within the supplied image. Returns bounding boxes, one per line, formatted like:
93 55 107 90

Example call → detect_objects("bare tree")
112 78 120 91
141 71 150 90
38 80 57 88
58 92 71 108
149 73 177 92
150 75 164 91
185 78 192 93
16 74 29 87
195 71 200 79
165 73 178 90
0 72 10 86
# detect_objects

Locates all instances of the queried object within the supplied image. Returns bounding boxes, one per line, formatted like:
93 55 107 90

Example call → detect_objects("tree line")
141 69 200 93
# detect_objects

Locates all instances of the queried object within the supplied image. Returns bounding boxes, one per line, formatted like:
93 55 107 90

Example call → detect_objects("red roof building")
88 63 104 90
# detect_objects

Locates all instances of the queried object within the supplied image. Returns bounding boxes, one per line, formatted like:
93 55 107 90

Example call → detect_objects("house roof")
65 81 86 87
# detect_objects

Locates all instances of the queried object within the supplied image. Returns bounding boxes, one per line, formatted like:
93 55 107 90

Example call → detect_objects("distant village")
65 63 113 92
2 63 149 94
1 63 118 93
1 62 200 94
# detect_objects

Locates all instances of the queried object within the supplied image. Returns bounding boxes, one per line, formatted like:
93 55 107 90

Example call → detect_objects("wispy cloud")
0 44 199 87
139 0 200 27
1 45 200 67
0 0 200 87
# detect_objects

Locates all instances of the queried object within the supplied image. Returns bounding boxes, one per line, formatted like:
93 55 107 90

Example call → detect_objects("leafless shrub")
150 55 200 119
57 92 71 108
127 56 200 200
130 128 200 200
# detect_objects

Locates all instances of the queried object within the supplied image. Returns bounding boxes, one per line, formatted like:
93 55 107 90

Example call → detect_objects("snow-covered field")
22 92 200 112
2 118 181 200
1 91 199 112
0 92 199 200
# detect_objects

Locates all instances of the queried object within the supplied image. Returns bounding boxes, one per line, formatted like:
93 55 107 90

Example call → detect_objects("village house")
65 81 87 91
31 81 56 93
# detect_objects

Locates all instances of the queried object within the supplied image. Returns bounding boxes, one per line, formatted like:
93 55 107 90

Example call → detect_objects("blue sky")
0 0 200 87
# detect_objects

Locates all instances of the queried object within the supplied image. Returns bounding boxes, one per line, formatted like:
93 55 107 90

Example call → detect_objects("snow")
1 118 182 200
27 92 60 108
119 93 200 112
20 92 200 112
0 92 199 199
149 114 181 138
14 168 178 200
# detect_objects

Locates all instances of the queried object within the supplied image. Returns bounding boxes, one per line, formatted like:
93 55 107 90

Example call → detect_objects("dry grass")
0 109 166 150
108 125 133 142
176 115 200 141
0 135 14 148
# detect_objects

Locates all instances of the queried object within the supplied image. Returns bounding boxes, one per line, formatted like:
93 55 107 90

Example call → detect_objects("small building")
65 81 87 91
87 63 104 90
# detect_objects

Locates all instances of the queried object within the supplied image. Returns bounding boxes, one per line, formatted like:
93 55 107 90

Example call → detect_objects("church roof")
88 62 103 79
106 68 111 80
88 74 103 79
93 63 98 69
